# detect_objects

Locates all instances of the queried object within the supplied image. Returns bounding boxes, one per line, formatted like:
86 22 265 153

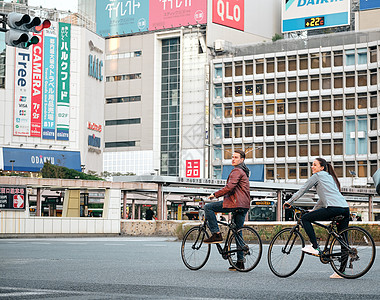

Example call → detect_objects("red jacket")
214 167 250 209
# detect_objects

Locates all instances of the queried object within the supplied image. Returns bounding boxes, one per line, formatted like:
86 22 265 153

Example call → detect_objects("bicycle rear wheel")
330 226 376 279
181 226 211 270
227 226 262 272
267 228 305 277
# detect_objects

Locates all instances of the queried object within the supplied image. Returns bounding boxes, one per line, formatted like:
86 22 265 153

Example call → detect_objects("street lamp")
81 164 86 172
9 160 15 173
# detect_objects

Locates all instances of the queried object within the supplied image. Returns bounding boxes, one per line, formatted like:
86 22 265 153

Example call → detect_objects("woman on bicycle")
284 157 350 279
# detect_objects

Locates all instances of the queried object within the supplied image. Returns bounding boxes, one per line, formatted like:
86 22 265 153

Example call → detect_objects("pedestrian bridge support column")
62 189 80 217
103 189 121 219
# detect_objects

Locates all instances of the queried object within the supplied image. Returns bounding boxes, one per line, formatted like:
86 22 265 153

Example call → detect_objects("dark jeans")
301 206 350 249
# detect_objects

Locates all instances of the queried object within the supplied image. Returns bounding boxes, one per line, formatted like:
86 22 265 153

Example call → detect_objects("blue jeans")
301 207 350 249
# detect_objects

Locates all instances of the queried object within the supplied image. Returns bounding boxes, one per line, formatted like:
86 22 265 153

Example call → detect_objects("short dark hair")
234 150 246 159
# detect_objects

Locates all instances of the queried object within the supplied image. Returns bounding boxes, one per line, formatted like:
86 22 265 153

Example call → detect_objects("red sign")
30 31 43 137
212 0 244 31
186 160 200 178
88 121 102 132
13 195 24 209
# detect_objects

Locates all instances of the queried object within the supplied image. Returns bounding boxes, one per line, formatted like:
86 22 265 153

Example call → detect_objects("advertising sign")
2 147 81 172
30 31 44 137
149 0 207 30
96 0 150 36
14 48 32 136
0 186 26 210
42 22 58 140
282 0 350 33
360 0 380 10
186 159 200 178
212 0 244 31
57 23 71 141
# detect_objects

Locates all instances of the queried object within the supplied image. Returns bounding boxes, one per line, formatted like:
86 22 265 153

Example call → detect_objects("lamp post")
9 160 15 173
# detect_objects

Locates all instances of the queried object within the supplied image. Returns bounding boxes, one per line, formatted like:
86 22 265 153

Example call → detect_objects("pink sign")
212 0 244 31
149 0 207 30
186 160 200 178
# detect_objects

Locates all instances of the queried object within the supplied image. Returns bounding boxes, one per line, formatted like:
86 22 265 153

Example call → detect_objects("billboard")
282 0 350 33
212 0 244 31
0 186 26 210
96 0 150 36
149 0 207 30
360 0 380 11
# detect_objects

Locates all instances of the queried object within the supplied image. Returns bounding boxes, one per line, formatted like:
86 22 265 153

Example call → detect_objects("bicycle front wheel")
227 226 262 272
267 228 305 277
330 226 376 279
181 226 211 270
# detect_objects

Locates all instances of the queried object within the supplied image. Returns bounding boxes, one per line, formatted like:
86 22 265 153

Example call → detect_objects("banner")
30 31 44 137
14 48 32 136
212 0 244 31
42 22 58 139
57 23 71 141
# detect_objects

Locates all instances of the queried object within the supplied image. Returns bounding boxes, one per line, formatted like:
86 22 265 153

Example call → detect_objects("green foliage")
272 33 283 42
41 161 103 180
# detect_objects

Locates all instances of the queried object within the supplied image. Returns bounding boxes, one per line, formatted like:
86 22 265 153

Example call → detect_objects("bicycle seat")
330 215 345 221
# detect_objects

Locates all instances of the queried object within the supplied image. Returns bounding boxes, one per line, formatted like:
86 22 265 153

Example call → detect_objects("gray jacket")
286 171 349 210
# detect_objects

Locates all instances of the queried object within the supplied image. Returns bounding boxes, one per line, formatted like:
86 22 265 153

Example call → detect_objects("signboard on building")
186 159 200 178
212 0 244 31
0 186 26 210
282 0 350 33
360 0 380 10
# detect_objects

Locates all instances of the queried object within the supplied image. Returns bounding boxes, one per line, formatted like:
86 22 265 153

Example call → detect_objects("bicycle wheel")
330 226 376 279
227 226 262 272
268 228 305 277
181 226 211 270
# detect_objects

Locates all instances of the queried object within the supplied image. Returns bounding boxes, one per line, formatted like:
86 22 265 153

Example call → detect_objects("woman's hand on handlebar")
283 202 291 209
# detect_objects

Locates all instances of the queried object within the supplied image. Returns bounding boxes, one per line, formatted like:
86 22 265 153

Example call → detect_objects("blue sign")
3 148 81 172
360 0 380 10
222 164 264 182
96 0 150 37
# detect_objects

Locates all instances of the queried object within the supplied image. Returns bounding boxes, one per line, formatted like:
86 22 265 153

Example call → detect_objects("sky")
28 0 78 12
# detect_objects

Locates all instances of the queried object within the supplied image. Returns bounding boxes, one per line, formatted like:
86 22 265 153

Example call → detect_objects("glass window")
277 120 285 135
299 163 308 179
322 52 331 68
310 97 319 112
235 82 243 97
235 61 243 76
288 55 297 71
234 123 242 138
214 124 222 139
322 117 331 133
370 160 378 177
370 69 377 85
245 101 253 116
277 78 286 93
288 164 297 179
245 60 253 75
245 123 253 137
244 144 253 159
310 140 319 156
299 141 308 157
287 98 296 114
322 96 331 111
234 102 243 117
370 92 378 108
224 83 232 97
346 94 355 110
333 161 343 177
224 103 232 118
299 54 308 70
310 53 319 69
214 145 222 160
299 119 308 134
345 71 355 88
225 62 232 77
370 114 377 130
256 122 264 137
245 81 253 96
299 97 308 113
224 144 232 159
358 70 367 87
322 74 331 89
266 79 275 94
213 104 222 118
299 76 308 91
266 100 275 115
358 161 367 177
255 143 264 158
214 64 222 78
266 142 274 158
288 141 296 157
370 46 377 63
277 57 286 72
370 137 377 154
266 121 274 136
256 58 264 74
310 118 319 134
345 161 355 178
288 120 296 135
277 164 285 179
345 49 355 66
266 165 274 180
255 80 263 95
334 139 343 155
334 72 343 89
358 93 367 109
334 95 343 110
288 77 297 92
266 58 274 73
224 124 232 138
277 99 285 114
214 85 222 98
357 48 367 65
255 100 264 115
311 75 319 90
277 142 285 157
334 50 343 66
322 139 331 155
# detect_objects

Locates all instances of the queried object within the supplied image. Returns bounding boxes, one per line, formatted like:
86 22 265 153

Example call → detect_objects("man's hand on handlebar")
208 194 215 200
283 202 292 209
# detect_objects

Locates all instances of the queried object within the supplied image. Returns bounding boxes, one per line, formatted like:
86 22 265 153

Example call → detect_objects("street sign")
0 186 27 210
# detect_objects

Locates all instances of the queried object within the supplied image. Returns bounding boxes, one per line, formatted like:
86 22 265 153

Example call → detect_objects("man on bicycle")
204 150 250 268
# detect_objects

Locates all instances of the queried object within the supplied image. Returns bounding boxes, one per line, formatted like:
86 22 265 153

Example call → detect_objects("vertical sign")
30 31 44 137
57 22 71 141
14 48 32 136
212 0 244 31
186 160 200 178
42 22 58 140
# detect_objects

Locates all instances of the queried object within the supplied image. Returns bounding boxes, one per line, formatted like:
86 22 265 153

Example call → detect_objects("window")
245 101 253 116
245 60 253 75
358 70 367 87
245 81 253 96
357 48 367 65
105 141 136 148
299 141 308 156
370 114 377 131
358 93 367 109
322 74 331 89
235 82 243 97
287 98 296 114
105 118 141 126
334 50 343 66
277 57 286 72
370 69 377 85
370 92 378 108
235 61 243 76
334 95 343 110
266 79 275 94
214 124 222 139
310 97 319 112
277 99 285 114
266 142 274 158
224 124 232 138
299 54 308 70
310 118 319 134
334 72 343 89
255 100 264 115
234 102 243 117
345 161 355 178
299 163 308 179
266 165 274 180
266 99 275 115
288 120 296 135
322 117 331 133
255 143 264 158
299 76 308 91
345 71 355 88
213 104 222 118
310 53 319 69
288 141 296 157
345 49 355 66
311 75 319 90
256 122 264 137
245 122 253 137
224 103 232 118
277 164 285 179
224 83 232 97
244 144 253 158
106 95 141 103
288 77 297 92
277 142 285 157
214 63 222 78
358 161 367 177
334 117 343 132
310 140 319 156
346 94 355 110
288 164 297 179
370 46 377 63
256 58 264 74
333 161 343 177
277 120 285 135
214 85 222 98
288 55 297 71
234 123 242 138
255 80 263 95
370 137 377 154
299 119 308 134
322 52 331 68
334 139 343 155
277 78 286 93
224 144 232 159
322 96 331 111
225 62 232 77
266 58 274 73
299 97 308 113
322 139 331 155
370 160 378 178
266 121 274 136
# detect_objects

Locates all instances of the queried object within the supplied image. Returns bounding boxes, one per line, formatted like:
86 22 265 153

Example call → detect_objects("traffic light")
5 12 50 49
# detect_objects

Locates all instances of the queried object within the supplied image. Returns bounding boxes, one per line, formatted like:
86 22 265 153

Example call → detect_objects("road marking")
103 243 125 246
144 244 167 247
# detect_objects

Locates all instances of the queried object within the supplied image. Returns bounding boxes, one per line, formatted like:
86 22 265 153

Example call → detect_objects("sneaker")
228 261 245 271
301 245 320 256
204 233 223 244
330 272 343 279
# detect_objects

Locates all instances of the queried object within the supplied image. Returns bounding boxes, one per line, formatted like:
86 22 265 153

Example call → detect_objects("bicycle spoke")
181 227 211 270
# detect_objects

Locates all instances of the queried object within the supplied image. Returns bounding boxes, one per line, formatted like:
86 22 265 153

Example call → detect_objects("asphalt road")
0 237 379 299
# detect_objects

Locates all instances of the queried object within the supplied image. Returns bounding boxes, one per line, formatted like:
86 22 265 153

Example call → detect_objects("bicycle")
268 206 376 279
181 209 262 272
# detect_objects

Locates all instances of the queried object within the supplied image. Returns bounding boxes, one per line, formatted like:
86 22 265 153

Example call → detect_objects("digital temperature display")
305 17 325 28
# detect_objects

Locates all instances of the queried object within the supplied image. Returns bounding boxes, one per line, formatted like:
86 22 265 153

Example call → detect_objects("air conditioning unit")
214 39 225 52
